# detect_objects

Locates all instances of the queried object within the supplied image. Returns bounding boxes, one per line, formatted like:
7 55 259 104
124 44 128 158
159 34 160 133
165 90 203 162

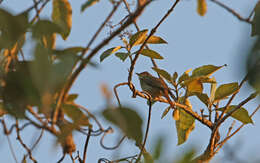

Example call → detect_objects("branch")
214 105 260 155
210 0 253 24
15 120 37 163
52 0 153 126
134 89 213 128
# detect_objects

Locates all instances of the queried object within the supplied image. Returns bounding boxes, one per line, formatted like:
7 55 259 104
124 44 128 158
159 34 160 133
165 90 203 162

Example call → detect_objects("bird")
136 71 172 99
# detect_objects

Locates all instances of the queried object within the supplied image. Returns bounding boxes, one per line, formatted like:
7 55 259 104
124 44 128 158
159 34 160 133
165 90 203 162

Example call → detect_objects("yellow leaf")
197 0 207 16
187 79 203 93
52 0 72 40
174 98 195 145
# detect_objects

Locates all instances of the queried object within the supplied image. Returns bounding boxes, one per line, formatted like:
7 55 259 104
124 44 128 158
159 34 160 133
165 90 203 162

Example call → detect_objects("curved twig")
114 82 128 107
136 94 153 162
82 129 92 163
100 127 126 150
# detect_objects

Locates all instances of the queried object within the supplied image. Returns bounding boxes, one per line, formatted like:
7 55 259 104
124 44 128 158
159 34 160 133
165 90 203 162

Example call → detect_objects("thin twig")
5 129 18 163
218 74 249 123
210 0 252 24
136 95 152 162
15 120 37 163
214 105 260 154
57 154 65 163
128 0 180 83
82 129 92 163
30 0 50 23
134 88 214 128
114 82 128 107
100 132 126 150
52 0 152 126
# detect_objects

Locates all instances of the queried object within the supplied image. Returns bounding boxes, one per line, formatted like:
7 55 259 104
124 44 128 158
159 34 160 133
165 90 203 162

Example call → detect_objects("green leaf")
143 150 154 163
66 94 79 102
53 46 85 55
146 36 167 44
103 107 143 144
175 98 195 145
218 105 253 124
129 29 148 48
175 148 196 163
252 2 260 36
209 77 217 104
81 0 100 12
195 93 209 107
3 62 40 118
100 46 121 62
0 9 29 49
161 106 171 119
63 104 90 126
153 136 164 160
52 0 72 40
214 83 239 101
32 20 62 38
138 49 164 59
152 67 172 83
191 64 226 77
115 52 129 62
178 72 190 84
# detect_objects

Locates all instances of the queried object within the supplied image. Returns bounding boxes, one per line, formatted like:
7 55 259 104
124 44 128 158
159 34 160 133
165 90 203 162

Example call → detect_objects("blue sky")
0 0 259 162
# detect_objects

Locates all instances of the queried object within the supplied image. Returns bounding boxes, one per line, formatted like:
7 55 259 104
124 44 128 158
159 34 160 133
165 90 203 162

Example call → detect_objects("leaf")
186 78 203 93
129 29 148 48
195 93 209 107
218 105 253 124
53 46 85 55
209 77 217 104
100 46 121 62
66 94 79 102
153 137 164 160
197 0 207 16
63 104 90 126
52 0 72 40
199 77 217 84
191 64 226 78
3 62 40 118
32 20 62 38
143 150 154 163
161 106 171 119
138 49 164 59
81 0 100 12
103 107 143 144
115 52 129 62
252 2 260 36
0 9 29 49
214 83 239 101
175 148 196 163
178 69 191 84
146 36 167 44
174 98 195 145
152 67 172 83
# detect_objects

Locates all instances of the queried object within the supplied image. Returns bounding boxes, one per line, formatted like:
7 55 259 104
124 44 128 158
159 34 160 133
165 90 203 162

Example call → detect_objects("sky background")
0 0 260 162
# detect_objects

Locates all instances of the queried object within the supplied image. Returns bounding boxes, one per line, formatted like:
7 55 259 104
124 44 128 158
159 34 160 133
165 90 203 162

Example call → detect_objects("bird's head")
136 71 151 78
